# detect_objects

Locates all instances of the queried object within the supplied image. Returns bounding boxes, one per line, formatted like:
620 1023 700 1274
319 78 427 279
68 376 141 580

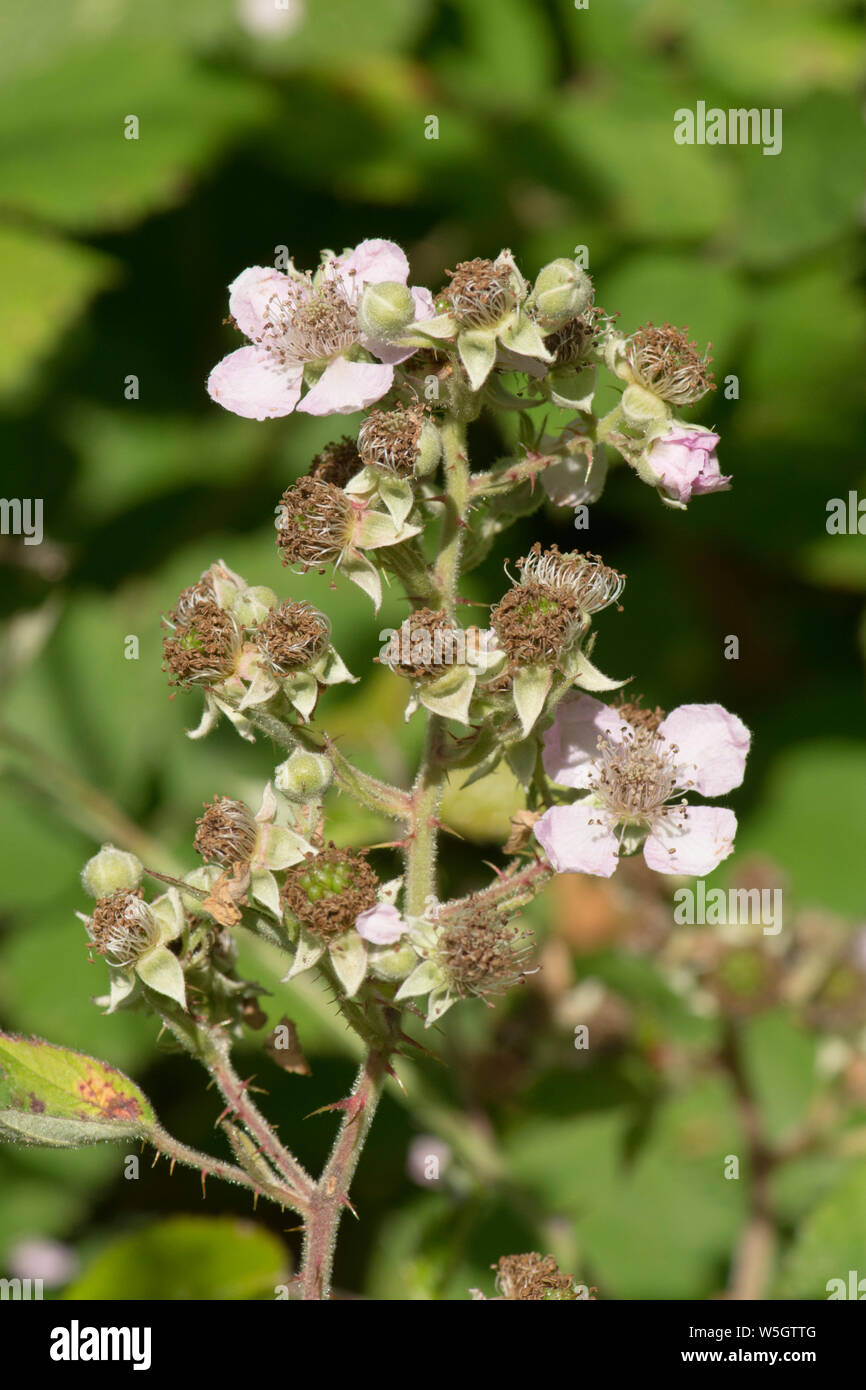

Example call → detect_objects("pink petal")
643 806 737 876
356 903 406 945
657 704 751 797
541 694 630 789
297 357 394 415
534 804 619 877
334 239 410 300
228 265 296 341
207 346 303 420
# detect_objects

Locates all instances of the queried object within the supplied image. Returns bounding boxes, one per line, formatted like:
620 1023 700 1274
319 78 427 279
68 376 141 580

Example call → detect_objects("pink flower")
644 425 730 505
207 240 434 421
534 695 750 878
355 903 407 945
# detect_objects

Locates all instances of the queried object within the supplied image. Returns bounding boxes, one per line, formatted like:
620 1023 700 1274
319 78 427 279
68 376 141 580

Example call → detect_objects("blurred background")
0 0 864 1300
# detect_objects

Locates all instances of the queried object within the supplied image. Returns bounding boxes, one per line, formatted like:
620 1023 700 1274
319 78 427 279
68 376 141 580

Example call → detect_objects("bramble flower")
622 323 715 407
384 609 504 725
80 887 187 1012
534 695 750 877
395 901 534 1025
280 846 404 997
193 784 314 916
207 240 435 420
162 561 354 736
488 547 625 735
412 251 554 390
641 424 731 507
355 903 407 946
276 476 422 610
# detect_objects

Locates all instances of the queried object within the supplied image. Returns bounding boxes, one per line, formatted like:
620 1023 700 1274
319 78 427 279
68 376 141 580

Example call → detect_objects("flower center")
444 257 516 329
260 277 358 365
88 891 159 966
590 726 682 822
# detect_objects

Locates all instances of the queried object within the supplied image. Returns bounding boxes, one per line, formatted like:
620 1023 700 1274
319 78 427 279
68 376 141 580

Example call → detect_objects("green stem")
147 1124 302 1213
240 705 412 823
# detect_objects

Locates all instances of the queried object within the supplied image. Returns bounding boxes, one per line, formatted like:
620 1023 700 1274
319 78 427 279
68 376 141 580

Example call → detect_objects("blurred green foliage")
0 0 864 1300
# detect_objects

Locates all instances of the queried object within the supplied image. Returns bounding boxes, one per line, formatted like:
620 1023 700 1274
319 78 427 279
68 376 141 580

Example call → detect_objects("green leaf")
63 1215 290 1300
0 1034 155 1148
737 1010 818 1147
0 44 274 231
0 225 116 396
135 945 187 1009
512 663 552 737
775 1161 866 1299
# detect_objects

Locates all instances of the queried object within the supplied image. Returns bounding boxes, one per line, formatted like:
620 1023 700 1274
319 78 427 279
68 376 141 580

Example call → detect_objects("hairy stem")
200 1029 315 1202
147 1124 302 1213
239 705 412 823
299 1044 391 1300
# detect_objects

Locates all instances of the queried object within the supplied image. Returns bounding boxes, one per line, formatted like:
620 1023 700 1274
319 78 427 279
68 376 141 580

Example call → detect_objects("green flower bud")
357 281 416 340
620 383 671 431
531 259 592 331
233 585 278 626
81 844 143 899
274 749 333 802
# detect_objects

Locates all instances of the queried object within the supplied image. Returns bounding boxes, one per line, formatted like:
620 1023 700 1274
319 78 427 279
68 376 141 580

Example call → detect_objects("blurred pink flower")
207 240 434 421
535 695 750 877
645 424 730 504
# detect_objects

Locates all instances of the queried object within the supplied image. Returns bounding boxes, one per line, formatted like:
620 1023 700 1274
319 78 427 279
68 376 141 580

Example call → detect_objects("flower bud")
531 259 592 331
357 281 416 339
81 845 143 899
232 585 278 626
274 749 333 802
621 383 671 430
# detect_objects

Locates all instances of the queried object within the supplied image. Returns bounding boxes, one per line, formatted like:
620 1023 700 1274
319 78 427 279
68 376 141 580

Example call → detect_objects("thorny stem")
200 1029 315 1202
147 1124 302 1213
299 1041 392 1300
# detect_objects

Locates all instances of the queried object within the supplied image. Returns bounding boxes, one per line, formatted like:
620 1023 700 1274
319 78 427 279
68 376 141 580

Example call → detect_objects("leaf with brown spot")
0 1033 156 1148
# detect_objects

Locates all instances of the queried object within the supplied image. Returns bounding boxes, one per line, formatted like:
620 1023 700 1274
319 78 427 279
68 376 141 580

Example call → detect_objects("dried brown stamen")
443 257 516 328
88 890 158 967
194 796 259 868
385 607 462 680
438 904 533 1000
358 407 423 476
517 543 625 615
162 599 240 688
627 322 714 405
276 477 355 571
256 600 331 673
494 1253 576 1301
310 436 364 489
490 580 580 664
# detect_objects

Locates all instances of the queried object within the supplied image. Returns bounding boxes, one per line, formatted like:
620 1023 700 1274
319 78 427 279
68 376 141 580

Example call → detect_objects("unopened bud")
274 749 333 801
233 585 278 626
357 281 416 340
415 420 442 477
81 845 143 899
531 259 592 331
